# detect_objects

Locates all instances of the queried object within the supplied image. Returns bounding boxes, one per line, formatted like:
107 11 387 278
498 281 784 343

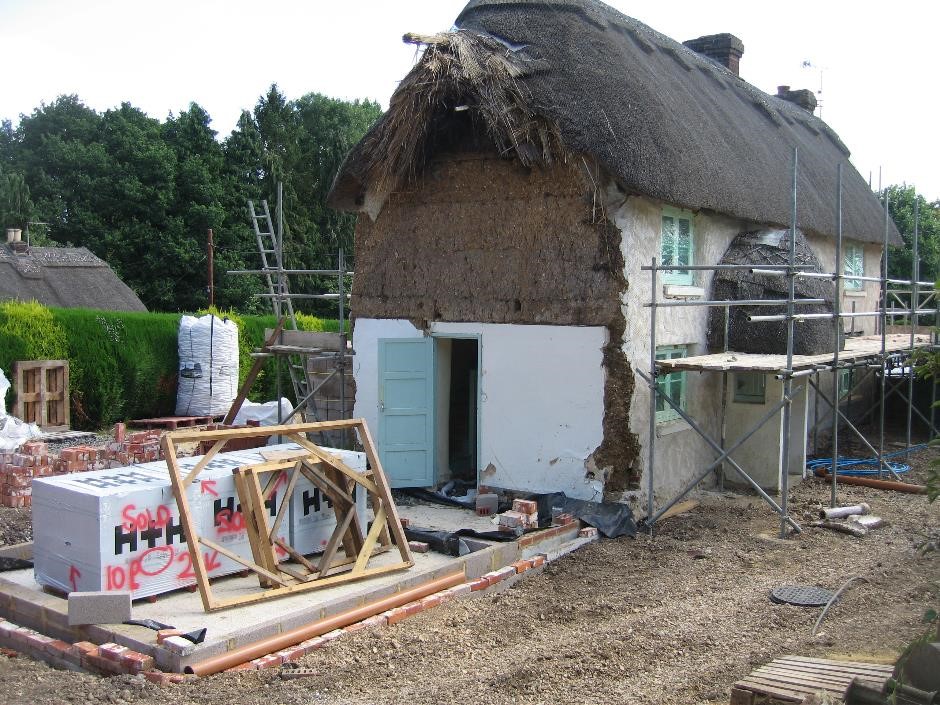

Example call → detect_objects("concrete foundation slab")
0 505 582 673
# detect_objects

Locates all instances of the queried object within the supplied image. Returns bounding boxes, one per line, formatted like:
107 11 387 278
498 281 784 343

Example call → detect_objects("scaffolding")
228 184 354 446
641 149 937 538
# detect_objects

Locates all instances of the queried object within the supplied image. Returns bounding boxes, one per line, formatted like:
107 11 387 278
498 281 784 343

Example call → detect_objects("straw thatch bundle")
707 230 840 355
333 30 565 210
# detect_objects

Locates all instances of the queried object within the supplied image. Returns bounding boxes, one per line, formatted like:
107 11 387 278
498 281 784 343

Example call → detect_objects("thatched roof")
0 245 147 312
329 0 899 245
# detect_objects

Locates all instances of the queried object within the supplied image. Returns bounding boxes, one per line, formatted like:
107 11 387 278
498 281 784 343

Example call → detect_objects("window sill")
844 290 866 298
656 419 691 437
663 285 705 299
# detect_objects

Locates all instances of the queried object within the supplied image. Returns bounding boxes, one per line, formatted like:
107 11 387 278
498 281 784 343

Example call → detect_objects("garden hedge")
0 301 340 430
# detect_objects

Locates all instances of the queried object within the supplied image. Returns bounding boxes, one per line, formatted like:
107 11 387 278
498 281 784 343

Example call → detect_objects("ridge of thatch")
0 245 147 312
329 0 899 245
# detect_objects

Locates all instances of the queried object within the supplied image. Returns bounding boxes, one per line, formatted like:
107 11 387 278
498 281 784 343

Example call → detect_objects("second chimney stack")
682 33 745 75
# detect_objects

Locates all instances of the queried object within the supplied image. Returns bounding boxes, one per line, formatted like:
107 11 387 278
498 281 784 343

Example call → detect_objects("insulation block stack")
0 441 53 507
32 443 367 599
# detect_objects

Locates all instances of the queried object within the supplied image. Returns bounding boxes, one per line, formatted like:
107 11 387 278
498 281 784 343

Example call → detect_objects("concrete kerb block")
67 591 132 626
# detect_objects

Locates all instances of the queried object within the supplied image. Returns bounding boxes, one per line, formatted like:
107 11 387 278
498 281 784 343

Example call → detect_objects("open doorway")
434 337 479 485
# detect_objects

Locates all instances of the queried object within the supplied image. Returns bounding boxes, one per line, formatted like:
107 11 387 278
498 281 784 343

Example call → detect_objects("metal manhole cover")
769 584 835 607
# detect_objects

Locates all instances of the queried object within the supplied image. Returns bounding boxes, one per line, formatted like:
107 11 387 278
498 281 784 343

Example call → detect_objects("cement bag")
231 398 294 427
176 314 239 417
0 368 9 416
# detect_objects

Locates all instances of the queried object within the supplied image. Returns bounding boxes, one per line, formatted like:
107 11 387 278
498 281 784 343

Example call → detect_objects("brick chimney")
682 33 744 75
776 85 817 113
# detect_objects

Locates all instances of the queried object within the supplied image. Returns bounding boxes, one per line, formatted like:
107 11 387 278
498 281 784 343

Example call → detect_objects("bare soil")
0 447 937 705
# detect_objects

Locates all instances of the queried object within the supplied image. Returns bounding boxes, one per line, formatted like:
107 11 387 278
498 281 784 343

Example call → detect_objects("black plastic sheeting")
402 490 637 554
532 492 637 539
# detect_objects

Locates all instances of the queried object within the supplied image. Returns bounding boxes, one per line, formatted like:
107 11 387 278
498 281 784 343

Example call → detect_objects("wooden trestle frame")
161 419 413 612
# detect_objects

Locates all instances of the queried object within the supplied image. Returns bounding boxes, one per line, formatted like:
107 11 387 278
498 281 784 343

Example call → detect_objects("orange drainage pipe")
814 469 927 495
185 570 465 677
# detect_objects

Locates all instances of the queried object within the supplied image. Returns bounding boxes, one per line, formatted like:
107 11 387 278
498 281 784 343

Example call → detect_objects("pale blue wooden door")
378 338 434 488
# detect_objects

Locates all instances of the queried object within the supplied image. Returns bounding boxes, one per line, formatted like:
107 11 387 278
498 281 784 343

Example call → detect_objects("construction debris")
818 503 871 520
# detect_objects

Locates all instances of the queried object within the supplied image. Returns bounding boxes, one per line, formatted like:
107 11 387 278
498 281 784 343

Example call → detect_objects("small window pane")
844 244 864 290
662 210 693 285
734 372 766 404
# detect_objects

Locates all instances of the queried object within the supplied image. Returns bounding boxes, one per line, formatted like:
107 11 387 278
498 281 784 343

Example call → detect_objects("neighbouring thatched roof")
329 0 900 245
0 245 147 312
707 230 839 355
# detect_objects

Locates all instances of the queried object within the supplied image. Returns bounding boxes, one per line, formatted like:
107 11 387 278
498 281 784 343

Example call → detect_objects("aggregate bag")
176 315 239 416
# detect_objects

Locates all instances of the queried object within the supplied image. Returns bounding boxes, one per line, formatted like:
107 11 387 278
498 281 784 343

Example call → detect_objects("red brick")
143 670 173 685
512 499 538 515
512 559 532 574
87 653 124 675
120 650 154 673
578 527 599 539
70 641 97 659
225 662 258 672
257 653 284 668
419 594 443 610
275 645 307 662
43 639 73 658
98 642 129 663
469 577 489 592
531 554 546 568
385 606 411 625
407 541 430 553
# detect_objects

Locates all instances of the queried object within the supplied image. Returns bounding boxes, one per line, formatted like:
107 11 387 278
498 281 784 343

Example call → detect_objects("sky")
2 0 938 200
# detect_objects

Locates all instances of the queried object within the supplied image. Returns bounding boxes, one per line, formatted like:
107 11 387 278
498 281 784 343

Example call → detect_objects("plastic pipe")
819 503 870 520
185 570 465 676
814 469 926 494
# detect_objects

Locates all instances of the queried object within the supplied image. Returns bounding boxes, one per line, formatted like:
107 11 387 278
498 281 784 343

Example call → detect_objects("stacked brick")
0 428 164 508
0 617 190 684
497 498 540 534
0 442 53 507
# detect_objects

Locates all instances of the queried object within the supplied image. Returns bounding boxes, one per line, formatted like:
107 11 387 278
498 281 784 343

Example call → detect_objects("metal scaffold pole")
907 197 920 458
829 163 842 508
647 256 658 534
879 190 890 478
779 146 798 536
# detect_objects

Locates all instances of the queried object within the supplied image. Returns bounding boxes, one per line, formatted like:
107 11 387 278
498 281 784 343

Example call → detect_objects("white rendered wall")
615 194 743 504
352 319 607 500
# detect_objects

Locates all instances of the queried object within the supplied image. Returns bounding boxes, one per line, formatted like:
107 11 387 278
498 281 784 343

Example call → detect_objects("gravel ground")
0 446 936 705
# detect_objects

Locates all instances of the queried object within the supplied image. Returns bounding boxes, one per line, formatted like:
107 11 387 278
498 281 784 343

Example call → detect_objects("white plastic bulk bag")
0 368 9 416
175 315 239 416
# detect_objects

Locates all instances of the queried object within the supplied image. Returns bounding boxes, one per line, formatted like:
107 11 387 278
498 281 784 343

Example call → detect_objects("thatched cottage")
0 240 146 312
327 0 900 504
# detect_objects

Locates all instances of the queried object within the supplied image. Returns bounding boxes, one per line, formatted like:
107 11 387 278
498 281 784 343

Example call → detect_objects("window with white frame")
655 345 688 423
843 243 864 291
733 372 766 404
661 209 694 285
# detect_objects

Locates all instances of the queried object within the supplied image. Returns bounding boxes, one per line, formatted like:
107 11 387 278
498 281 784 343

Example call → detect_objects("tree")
886 185 940 284
0 167 34 230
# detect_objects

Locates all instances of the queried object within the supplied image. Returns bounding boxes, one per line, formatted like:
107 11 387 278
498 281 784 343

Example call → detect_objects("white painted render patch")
352 319 607 500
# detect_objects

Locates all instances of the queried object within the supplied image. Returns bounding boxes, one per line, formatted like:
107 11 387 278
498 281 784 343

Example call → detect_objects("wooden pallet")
129 415 219 430
731 655 894 704
13 360 69 432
